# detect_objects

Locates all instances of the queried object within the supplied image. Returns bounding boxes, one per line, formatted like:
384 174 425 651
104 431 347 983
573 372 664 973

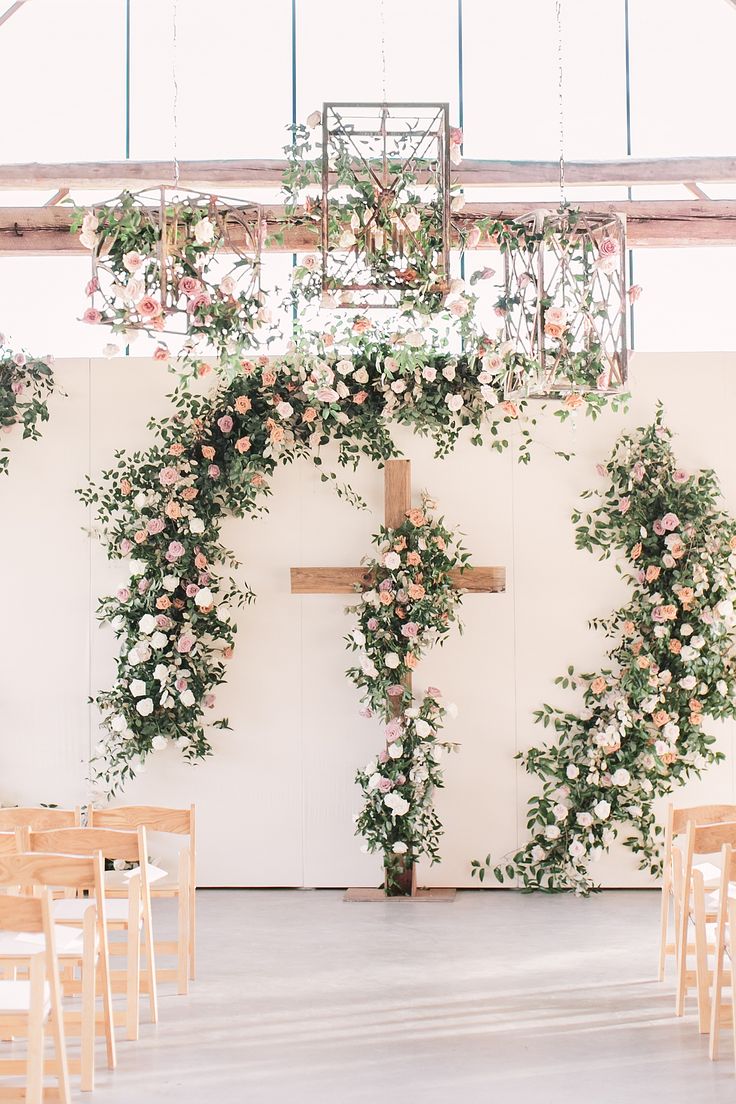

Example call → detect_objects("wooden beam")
0 0 29 29
43 188 69 207
684 182 710 201
0 156 736 191
290 566 506 594
2 201 736 252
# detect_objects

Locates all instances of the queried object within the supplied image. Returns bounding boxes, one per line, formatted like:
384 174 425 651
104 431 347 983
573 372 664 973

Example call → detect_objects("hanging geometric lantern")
321 102 452 309
80 188 265 361
499 209 628 397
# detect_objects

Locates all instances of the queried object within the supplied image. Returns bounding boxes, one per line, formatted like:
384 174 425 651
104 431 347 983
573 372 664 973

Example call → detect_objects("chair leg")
98 941 116 1070
177 854 190 995
26 960 46 1104
143 895 158 1023
710 946 725 1059
731 953 736 1072
675 892 690 1016
658 880 670 981
189 882 196 981
46 956 71 1104
126 880 141 1042
80 915 96 1091
694 890 711 1033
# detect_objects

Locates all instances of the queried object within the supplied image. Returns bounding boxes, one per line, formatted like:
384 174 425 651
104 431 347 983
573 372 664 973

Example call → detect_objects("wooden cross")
290 457 506 898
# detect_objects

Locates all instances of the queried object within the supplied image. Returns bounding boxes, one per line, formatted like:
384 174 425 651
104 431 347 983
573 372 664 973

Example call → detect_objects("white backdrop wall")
1 353 735 887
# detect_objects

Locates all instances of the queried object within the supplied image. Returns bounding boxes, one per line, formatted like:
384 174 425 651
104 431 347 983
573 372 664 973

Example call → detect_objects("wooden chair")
89 804 196 989
0 891 70 1104
27 827 157 1042
704 843 736 1061
659 803 736 980
0 809 81 832
0 850 116 1091
676 820 736 1025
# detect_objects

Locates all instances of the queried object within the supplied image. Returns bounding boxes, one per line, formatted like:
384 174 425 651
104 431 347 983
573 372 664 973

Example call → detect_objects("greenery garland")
472 407 736 893
0 335 55 476
346 494 466 891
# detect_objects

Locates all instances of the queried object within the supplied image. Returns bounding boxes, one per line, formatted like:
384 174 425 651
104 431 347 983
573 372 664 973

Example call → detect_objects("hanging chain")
555 0 566 209
379 0 387 103
172 0 180 188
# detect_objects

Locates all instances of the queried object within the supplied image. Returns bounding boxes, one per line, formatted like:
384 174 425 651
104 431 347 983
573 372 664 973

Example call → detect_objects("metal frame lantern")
87 188 264 345
321 102 451 309
501 208 628 397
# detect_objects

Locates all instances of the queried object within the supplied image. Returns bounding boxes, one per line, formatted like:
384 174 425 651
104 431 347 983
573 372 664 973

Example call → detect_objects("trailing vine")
0 335 56 477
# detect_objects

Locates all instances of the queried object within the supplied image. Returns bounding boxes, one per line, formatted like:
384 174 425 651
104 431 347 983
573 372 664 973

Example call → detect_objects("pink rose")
186 583 199 598
116 587 130 602
387 684 405 697
316 387 339 403
82 307 102 324
628 284 643 303
175 677 188 692
11 380 24 395
618 497 630 514
377 777 393 793
631 461 645 483
208 464 220 479
653 518 665 536
123 251 144 273
385 719 403 742
159 466 179 486
155 614 171 629
120 538 133 555
186 293 212 314
85 277 99 296
138 296 162 318
465 226 481 249
672 469 689 484
176 635 195 654
167 540 185 560
179 277 201 298
358 707 373 719
599 238 620 258
378 749 389 764
153 345 170 362
146 518 165 534
652 606 666 622
217 415 234 434
401 622 420 638
367 618 378 631
426 686 442 697
450 127 463 146
138 578 150 593
662 512 679 531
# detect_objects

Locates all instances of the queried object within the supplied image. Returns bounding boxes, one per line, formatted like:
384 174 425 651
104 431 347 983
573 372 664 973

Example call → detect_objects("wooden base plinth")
343 887 456 902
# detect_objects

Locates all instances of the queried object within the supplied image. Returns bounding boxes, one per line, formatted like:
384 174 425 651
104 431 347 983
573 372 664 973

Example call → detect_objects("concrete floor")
84 889 733 1103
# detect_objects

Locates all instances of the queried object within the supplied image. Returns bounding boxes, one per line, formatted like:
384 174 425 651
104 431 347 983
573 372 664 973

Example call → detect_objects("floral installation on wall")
73 190 270 370
346 494 465 892
0 334 55 476
472 407 736 893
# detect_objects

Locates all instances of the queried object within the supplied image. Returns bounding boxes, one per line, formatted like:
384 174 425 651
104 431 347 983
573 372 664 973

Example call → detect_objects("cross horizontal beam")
2 201 735 252
290 566 506 594
1 155 735 191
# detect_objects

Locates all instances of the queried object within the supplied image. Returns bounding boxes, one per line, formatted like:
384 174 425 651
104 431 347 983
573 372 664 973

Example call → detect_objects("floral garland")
345 494 465 892
472 408 736 893
0 334 55 476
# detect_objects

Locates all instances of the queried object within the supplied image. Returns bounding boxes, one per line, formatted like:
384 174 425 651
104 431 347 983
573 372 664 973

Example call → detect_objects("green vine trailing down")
345 494 466 892
0 334 56 476
472 407 736 893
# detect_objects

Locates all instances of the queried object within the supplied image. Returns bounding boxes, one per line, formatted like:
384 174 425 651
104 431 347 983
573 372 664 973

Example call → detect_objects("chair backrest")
687 820 736 857
27 826 145 865
0 852 102 896
0 830 22 855
89 805 193 837
0 807 81 832
670 803 736 836
0 890 46 934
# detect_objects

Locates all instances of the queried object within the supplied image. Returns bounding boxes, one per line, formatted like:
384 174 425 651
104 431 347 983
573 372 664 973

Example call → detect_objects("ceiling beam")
0 0 29 30
0 155 735 192
1 201 735 253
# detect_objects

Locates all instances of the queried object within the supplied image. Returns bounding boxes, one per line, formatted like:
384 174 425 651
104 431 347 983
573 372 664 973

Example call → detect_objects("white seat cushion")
0 925 86 958
103 863 169 890
0 979 50 1016
53 896 141 927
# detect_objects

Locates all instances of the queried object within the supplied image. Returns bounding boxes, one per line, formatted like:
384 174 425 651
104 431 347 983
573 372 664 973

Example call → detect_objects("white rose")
276 401 294 418
680 623 693 636
611 769 630 787
553 803 569 821
480 385 497 406
384 551 401 570
353 630 366 646
130 678 147 698
180 689 196 707
442 364 456 381
388 743 403 759
403 210 421 233
194 217 215 245
127 646 141 665
367 773 381 792
422 365 437 382
678 675 697 691
133 492 147 511
662 721 680 741
136 698 154 717
336 359 353 375
544 824 560 841
360 655 378 678
138 614 156 635
391 379 407 394
445 394 464 412
79 228 97 250
405 331 425 348
153 663 169 682
152 735 168 751
195 588 213 607
110 714 126 733
151 631 168 649
576 812 593 828
415 719 432 739
353 368 369 384
306 109 321 128
566 764 579 779
339 230 356 248
189 517 205 534
163 575 179 592
594 800 611 820
531 845 546 862
392 841 408 854
568 840 586 860
384 793 410 816
385 653 400 670
718 679 728 695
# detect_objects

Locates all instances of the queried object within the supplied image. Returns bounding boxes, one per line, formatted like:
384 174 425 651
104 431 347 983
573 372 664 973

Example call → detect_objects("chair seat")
0 979 50 1016
103 862 168 891
53 896 140 927
0 925 87 958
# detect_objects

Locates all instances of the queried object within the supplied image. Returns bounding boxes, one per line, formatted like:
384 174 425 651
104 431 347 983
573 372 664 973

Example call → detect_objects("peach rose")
669 639 682 654
194 552 208 570
303 408 317 423
134 529 148 544
262 369 277 387
405 653 418 670
352 317 372 334
120 478 132 496
564 393 583 410
181 487 198 501
156 596 171 610
235 395 252 414
165 500 182 519
407 551 421 567
153 345 170 361
251 473 266 487
622 620 635 636
169 442 185 456
202 445 216 460
631 543 642 560
652 710 670 728
690 712 703 726
407 583 425 600
590 677 607 695
138 296 162 318
354 391 368 405
637 655 650 669
500 401 518 418
235 436 251 453
645 565 660 582
406 509 426 527
379 591 394 606
544 322 564 340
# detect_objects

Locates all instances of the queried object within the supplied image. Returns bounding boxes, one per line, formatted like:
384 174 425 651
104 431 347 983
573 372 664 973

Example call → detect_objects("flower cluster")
346 496 465 892
473 408 736 893
0 334 55 476
74 191 268 367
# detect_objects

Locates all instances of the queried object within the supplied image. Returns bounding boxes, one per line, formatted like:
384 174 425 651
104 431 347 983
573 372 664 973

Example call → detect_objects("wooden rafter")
0 155 735 192
0 0 29 29
1 201 735 252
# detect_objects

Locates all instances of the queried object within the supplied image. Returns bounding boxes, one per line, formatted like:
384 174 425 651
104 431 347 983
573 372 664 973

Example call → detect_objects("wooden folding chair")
703 842 736 1061
0 850 116 1091
676 820 736 1025
659 803 736 980
0 891 70 1104
27 827 157 1042
0 809 81 833
89 804 196 989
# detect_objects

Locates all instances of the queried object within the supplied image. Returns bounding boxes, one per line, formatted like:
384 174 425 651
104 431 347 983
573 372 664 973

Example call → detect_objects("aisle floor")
86 888 730 1104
